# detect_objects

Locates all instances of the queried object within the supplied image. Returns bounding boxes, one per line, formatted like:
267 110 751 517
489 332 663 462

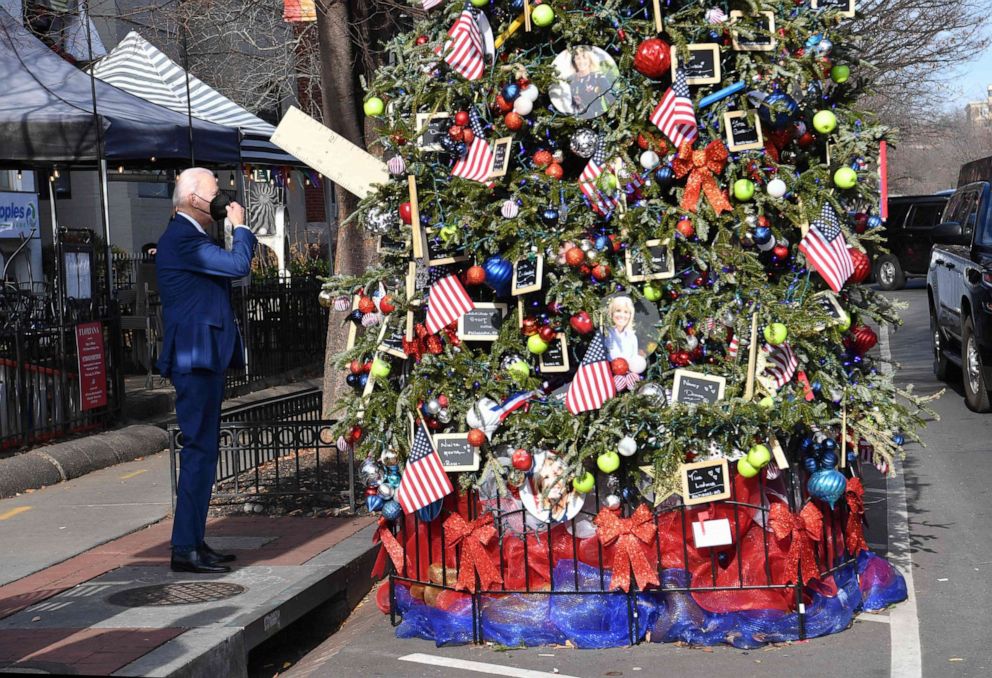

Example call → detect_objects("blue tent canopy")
0 9 241 166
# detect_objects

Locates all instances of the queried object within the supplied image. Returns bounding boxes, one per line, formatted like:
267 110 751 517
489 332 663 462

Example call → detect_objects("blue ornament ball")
347 309 364 324
387 472 402 488
811 380 822 393
868 215 883 229
820 451 839 468
455 141 468 158
358 373 369 388
754 226 772 245
823 438 836 450
366 494 385 512
541 207 559 224
381 500 403 521
758 92 799 130
501 82 521 102
807 469 847 508
803 457 819 474
483 255 514 297
510 0 523 8
346 374 359 388
595 235 611 251
847 450 858 463
416 498 444 522
654 165 674 187
893 433 905 446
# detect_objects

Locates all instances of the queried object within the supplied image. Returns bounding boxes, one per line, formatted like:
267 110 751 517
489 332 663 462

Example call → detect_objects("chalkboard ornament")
729 11 776 52
811 0 856 18
433 432 481 472
723 110 765 152
671 369 727 405
457 302 508 341
680 458 732 506
511 255 544 295
670 43 721 86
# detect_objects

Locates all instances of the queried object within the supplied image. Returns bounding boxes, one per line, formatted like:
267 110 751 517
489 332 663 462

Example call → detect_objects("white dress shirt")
605 326 638 362
176 210 249 235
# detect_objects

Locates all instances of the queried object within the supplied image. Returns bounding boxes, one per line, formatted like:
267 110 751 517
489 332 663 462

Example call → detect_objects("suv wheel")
962 315 991 412
931 304 955 381
875 254 906 291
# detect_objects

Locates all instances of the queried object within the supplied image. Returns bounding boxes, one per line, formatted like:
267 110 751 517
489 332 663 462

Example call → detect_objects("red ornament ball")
454 110 470 126
538 325 557 342
467 429 487 447
545 162 564 180
465 265 487 286
415 35 429 45
853 212 869 234
565 247 585 266
504 112 524 131
437 394 449 407
495 95 513 113
773 244 790 259
848 248 871 284
850 324 879 355
592 263 611 281
675 219 695 239
399 202 413 225
611 357 629 375
521 317 539 336
461 128 475 144
511 448 533 471
379 294 396 314
357 296 376 314
797 131 816 149
349 359 364 375
533 149 554 168
350 425 364 443
633 38 672 79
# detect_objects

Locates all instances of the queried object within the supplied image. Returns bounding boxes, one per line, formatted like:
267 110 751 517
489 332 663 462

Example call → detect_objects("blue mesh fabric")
390 553 907 648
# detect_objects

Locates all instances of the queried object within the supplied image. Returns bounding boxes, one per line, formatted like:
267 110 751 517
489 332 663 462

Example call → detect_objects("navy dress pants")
171 369 226 551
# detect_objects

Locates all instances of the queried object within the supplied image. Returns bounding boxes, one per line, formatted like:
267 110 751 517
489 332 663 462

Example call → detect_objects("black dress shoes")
171 549 231 574
199 541 236 564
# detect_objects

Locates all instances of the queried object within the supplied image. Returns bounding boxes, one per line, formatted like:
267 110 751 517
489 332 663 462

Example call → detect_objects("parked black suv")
875 192 952 290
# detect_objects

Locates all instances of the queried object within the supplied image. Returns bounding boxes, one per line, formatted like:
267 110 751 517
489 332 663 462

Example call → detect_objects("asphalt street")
282 283 991 678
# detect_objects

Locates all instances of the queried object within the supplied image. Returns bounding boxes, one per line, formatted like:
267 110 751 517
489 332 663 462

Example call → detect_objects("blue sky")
949 24 992 107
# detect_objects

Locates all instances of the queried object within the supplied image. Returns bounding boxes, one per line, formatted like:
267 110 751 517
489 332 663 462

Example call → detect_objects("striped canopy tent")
91 31 300 166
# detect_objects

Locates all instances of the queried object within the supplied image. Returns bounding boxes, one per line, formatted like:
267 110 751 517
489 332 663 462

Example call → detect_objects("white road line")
859 613 891 624
879 323 923 678
398 653 581 678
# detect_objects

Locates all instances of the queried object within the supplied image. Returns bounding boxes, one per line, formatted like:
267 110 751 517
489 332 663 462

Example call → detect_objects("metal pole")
181 25 196 166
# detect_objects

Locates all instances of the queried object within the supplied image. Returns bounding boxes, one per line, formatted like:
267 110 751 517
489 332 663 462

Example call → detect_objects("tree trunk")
316 0 378 417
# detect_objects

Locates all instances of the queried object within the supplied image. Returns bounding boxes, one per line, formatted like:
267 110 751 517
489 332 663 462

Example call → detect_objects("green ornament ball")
531 4 555 27
572 472 595 493
737 458 759 478
598 172 619 192
469 0 489 6
370 357 391 378
830 65 850 84
747 444 772 469
733 179 755 201
837 309 852 331
643 283 662 302
363 97 385 117
833 167 858 189
597 451 621 474
507 359 531 381
812 110 837 134
527 334 550 354
763 322 788 345
759 395 775 409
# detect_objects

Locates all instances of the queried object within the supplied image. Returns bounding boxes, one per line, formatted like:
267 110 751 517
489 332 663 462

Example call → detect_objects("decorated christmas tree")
321 0 927 647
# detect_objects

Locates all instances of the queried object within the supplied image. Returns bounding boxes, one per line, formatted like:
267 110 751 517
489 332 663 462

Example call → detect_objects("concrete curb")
0 424 169 499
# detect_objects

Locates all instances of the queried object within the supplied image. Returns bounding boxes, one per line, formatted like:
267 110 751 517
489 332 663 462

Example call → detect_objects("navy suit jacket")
155 214 258 378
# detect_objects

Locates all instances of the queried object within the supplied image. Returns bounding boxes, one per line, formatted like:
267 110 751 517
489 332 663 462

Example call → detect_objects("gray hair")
172 168 214 209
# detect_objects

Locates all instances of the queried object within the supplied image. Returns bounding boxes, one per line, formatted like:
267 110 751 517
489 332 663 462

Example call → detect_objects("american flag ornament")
566 332 617 414
452 108 495 184
650 68 698 149
763 342 798 388
422 0 444 9
799 202 854 293
727 334 741 360
396 421 454 513
578 135 621 215
424 266 474 334
440 8 486 80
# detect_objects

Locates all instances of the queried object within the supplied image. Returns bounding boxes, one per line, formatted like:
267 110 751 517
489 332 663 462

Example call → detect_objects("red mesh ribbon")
672 139 732 215
371 517 405 580
845 477 869 555
443 512 503 592
770 502 823 585
403 323 432 361
594 504 660 592
442 323 461 347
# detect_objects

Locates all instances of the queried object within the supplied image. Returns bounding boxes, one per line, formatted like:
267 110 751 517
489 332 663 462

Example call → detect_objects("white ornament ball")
253 503 264 514
628 353 647 375
387 155 406 176
618 436 638 457
513 97 533 116
337 436 351 453
757 235 777 252
501 199 520 218
521 84 540 102
425 399 441 415
640 150 660 170
243 502 254 514
685 335 699 350
767 178 787 198
437 407 451 424
604 494 622 509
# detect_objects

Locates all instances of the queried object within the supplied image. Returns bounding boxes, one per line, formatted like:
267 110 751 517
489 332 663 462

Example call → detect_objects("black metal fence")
168 389 353 511
0 316 123 452
387 462 860 645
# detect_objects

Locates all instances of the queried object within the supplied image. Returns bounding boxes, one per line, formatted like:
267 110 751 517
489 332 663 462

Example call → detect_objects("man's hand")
227 201 246 227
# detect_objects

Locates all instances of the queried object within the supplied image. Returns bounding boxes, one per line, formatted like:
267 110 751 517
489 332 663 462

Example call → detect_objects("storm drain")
107 582 247 607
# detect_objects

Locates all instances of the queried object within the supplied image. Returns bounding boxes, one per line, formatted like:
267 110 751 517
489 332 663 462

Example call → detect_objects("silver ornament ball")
425 399 441 416
436 407 452 424
570 129 598 158
378 483 394 499
364 206 394 235
618 436 638 457
604 494 622 509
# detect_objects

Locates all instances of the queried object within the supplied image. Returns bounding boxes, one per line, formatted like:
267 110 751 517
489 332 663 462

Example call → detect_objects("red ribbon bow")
594 504 660 592
770 502 823 585
371 517 405 580
442 512 503 593
845 477 869 555
672 139 732 215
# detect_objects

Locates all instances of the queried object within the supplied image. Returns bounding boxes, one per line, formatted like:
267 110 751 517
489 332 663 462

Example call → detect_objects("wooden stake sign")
408 176 425 260
523 0 531 31
744 313 759 400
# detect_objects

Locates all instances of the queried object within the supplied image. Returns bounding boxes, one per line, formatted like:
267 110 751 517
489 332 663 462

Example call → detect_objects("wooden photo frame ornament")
680 458 732 506
671 369 727 405
625 238 675 282
811 0 856 18
729 11 776 52
377 318 407 359
488 137 515 179
457 302 508 341
723 110 765 152
432 432 481 472
425 228 469 266
812 291 847 328
415 112 451 151
511 255 544 295
670 43 721 86
538 333 570 373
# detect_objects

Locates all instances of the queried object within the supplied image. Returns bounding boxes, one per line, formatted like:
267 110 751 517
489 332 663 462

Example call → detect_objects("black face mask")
194 192 231 221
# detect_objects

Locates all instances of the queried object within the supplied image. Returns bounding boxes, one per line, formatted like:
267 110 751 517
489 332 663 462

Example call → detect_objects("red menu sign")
75 321 108 411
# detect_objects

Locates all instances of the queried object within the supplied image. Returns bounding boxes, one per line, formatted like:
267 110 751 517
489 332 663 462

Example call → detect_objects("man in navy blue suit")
156 168 257 573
